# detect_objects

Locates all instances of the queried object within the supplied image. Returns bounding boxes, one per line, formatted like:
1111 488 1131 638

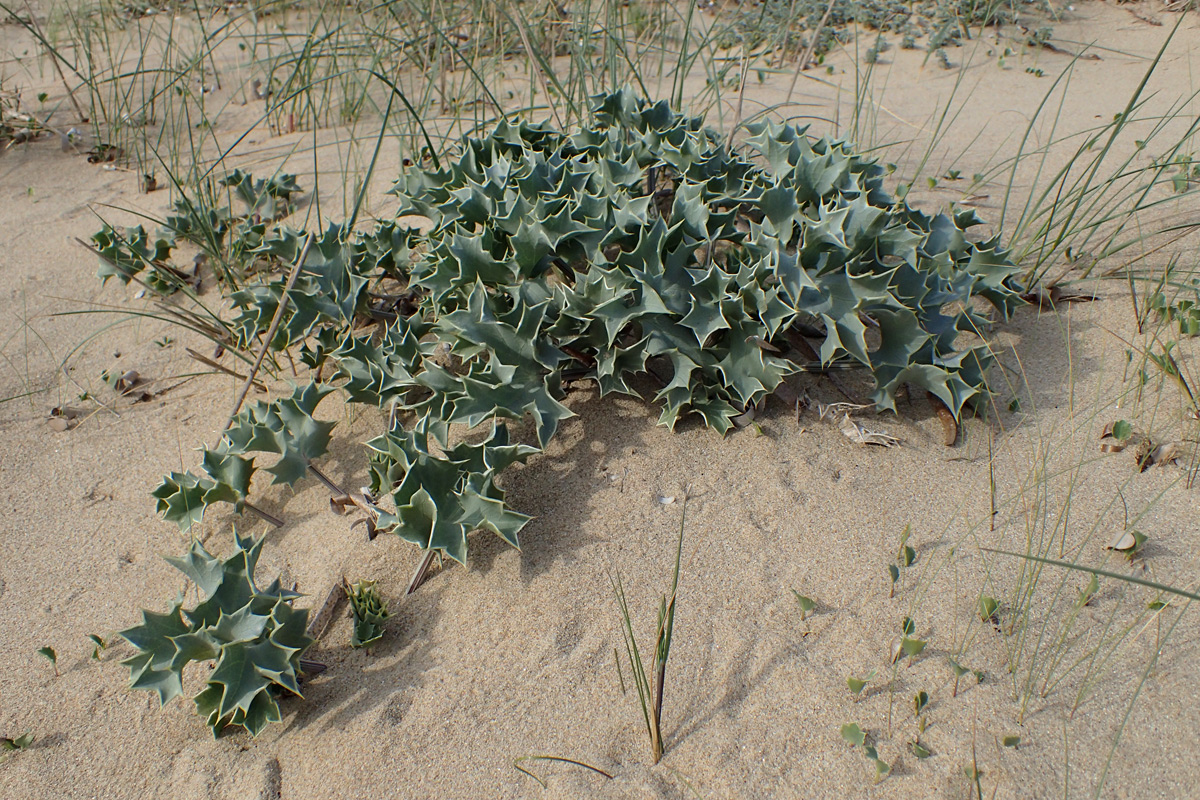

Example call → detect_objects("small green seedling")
847 670 876 700
913 690 930 717
791 590 817 621
1002 735 1021 749
841 723 890 781
344 579 390 648
888 564 900 598
893 620 927 663
1 733 33 751
1078 573 1099 607
897 525 916 567
910 740 933 758
1111 420 1132 441
37 646 58 676
88 634 108 660
900 637 927 659
978 596 999 624
948 657 982 697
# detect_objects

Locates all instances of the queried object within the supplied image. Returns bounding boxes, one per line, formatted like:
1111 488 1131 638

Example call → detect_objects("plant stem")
407 549 437 594
223 231 313 431
243 501 283 528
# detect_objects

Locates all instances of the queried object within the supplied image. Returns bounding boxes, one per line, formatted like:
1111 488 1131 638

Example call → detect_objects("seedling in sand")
791 590 817 621
898 637 927 662
87 634 108 660
947 657 986 698
949 659 970 697
344 579 390 648
613 500 688 764
893 617 927 664
847 670 876 700
977 596 999 625
841 723 890 782
0 733 33 751
898 526 917 568
1077 574 1099 607
910 739 933 759
36 646 57 677
889 526 917 598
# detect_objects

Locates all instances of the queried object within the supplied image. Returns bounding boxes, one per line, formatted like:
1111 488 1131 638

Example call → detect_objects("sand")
2 3 1199 798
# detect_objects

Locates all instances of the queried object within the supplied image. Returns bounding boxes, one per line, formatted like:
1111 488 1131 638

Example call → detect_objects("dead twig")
787 0 837 104
223 232 313 431
185 347 266 391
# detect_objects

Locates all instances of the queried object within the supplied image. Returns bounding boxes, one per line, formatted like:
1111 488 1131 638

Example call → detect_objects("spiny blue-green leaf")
122 535 312 738
119 603 191 705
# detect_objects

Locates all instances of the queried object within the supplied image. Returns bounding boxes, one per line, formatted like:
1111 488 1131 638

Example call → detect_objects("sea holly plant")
91 223 175 288
152 382 335 532
124 90 1022 572
344 579 390 648
119 533 314 737
365 419 537 564
89 169 304 294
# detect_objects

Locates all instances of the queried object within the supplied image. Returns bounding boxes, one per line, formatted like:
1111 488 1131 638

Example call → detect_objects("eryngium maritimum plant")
119 534 314 737
143 90 1022 566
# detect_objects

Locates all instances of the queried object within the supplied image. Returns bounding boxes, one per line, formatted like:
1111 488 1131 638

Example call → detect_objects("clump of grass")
612 499 688 764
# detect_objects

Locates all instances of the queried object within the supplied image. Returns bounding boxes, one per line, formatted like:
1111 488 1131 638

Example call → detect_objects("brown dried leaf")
304 580 346 641
926 391 957 447
1144 442 1178 469
1107 530 1138 551
747 335 781 353
1134 437 1155 471
1020 286 1100 309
